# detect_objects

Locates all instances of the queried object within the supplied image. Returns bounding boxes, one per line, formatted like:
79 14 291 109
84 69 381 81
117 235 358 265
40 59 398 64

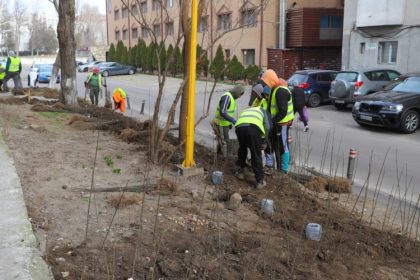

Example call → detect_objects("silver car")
329 69 401 109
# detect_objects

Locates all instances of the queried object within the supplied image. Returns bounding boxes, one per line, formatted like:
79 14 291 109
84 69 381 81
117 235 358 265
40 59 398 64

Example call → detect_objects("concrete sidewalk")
0 134 52 279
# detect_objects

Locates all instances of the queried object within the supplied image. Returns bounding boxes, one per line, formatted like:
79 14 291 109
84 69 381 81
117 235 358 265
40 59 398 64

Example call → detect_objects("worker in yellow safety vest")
112 87 127 112
269 78 294 174
85 66 103 106
2 51 22 93
211 85 244 156
0 62 6 91
234 106 271 189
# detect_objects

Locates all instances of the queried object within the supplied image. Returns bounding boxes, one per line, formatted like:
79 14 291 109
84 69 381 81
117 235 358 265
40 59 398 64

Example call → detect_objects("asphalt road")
18 68 420 203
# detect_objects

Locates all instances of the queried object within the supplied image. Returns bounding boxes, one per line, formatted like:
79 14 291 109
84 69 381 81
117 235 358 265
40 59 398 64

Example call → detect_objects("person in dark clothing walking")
290 80 309 131
212 85 245 156
234 106 271 189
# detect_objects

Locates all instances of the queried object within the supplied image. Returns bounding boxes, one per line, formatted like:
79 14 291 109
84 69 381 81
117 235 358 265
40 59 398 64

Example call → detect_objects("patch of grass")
38 111 70 120
104 156 114 166
112 168 121 174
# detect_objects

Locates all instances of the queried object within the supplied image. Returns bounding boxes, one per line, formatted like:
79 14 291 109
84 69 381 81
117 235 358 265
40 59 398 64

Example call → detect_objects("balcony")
320 28 342 40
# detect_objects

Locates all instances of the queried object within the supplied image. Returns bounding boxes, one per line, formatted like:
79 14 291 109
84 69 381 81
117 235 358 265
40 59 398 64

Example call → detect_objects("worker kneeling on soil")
234 106 271 189
112 87 127 112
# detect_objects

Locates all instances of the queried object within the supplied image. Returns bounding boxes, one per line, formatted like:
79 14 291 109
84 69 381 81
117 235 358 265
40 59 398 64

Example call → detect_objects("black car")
287 70 337 107
352 75 420 133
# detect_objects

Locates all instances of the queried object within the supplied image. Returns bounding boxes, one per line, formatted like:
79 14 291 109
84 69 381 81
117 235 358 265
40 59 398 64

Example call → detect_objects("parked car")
37 64 61 83
287 70 337 107
98 62 136 77
352 74 420 133
78 61 102 72
329 69 401 109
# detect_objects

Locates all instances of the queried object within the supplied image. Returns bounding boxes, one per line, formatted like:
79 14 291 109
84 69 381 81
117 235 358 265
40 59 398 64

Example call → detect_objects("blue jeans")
3 72 20 92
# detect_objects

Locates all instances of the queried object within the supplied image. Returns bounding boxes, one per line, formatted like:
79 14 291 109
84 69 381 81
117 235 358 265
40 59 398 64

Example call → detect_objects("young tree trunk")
57 0 78 106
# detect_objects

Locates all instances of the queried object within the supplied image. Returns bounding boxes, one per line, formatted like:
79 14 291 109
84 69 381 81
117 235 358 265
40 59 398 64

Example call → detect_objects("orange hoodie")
261 69 287 88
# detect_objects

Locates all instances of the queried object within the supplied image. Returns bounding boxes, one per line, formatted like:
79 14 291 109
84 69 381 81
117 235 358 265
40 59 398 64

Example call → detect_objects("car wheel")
308 93 322 107
400 110 419 134
102 71 109 77
128 69 135 75
334 102 347 110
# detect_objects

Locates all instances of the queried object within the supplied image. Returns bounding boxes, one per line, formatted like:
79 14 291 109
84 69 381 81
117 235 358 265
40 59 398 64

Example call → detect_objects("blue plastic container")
211 171 224 185
260 199 274 215
305 223 323 241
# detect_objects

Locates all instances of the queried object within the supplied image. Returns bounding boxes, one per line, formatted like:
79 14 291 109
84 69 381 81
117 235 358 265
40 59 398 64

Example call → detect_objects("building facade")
342 0 420 73
267 0 344 78
105 0 279 68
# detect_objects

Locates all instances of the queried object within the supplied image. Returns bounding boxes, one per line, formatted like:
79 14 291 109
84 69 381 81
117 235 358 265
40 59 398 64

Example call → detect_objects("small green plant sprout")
104 156 114 167
112 168 121 174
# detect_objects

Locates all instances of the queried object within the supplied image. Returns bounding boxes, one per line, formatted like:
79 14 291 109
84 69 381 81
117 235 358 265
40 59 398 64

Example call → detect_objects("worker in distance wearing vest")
250 83 274 168
262 70 294 174
234 106 271 189
212 85 245 156
85 66 104 106
0 62 6 91
2 51 22 93
112 87 127 112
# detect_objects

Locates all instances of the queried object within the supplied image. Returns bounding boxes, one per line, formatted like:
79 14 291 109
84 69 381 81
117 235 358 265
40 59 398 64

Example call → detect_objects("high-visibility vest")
113 87 126 112
213 92 236 127
0 66 5 79
251 98 268 111
270 86 294 124
87 73 102 88
235 107 265 136
8 56 21 72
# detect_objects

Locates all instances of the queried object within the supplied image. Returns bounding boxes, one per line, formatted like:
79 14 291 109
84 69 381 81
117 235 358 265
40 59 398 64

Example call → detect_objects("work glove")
232 119 237 125
229 124 233 130
103 84 107 88
84 81 88 87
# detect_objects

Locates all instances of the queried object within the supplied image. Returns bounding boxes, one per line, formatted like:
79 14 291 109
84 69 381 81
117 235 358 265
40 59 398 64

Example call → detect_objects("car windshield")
336 72 358 82
39 65 53 72
392 77 420 94
288 73 307 84
383 76 406 91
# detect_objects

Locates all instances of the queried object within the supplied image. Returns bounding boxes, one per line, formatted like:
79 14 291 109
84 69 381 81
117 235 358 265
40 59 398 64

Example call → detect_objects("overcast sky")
25 0 106 18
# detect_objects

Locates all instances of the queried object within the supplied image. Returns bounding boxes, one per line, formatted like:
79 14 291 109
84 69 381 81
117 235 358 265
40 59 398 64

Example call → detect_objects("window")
115 30 120 41
387 70 400 80
320 15 343 28
132 27 138 39
360 42 365 54
198 16 207 32
114 9 119 20
165 22 174 36
142 27 149 38
242 9 257 27
122 7 128 18
152 0 160 11
218 13 231 30
153 24 161 37
378 41 398 64
315 73 334 82
166 0 173 8
365 71 389 81
225 49 230 60
140 1 147 13
131 4 138 15
242 49 255 65
319 15 343 40
123 29 128 40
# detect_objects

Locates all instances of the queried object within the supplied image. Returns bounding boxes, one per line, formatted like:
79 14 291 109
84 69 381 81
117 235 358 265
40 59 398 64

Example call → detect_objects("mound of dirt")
30 103 65 112
30 88 60 99
119 128 139 142
305 176 328 192
106 193 142 208
327 177 352 193
0 97 26 105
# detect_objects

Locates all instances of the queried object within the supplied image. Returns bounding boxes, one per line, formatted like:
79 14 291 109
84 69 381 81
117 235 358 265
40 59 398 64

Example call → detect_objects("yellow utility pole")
182 0 198 167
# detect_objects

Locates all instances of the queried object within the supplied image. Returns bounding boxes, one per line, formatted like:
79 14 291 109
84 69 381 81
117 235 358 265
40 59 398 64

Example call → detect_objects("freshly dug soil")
0 94 418 280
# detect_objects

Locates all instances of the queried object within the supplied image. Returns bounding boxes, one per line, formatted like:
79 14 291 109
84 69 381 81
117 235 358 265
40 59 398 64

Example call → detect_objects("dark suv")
352 74 420 133
287 70 337 107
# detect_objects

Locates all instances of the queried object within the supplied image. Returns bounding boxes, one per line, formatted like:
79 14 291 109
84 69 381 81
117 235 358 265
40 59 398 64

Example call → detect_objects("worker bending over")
112 87 127 112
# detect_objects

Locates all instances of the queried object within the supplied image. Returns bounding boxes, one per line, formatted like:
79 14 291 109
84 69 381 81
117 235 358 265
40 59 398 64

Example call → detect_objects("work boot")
234 168 245 180
304 125 309 132
256 180 267 189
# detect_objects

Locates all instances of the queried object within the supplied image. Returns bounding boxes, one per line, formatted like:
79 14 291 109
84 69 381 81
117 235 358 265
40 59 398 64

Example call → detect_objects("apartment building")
342 0 420 73
105 0 278 68
106 0 344 72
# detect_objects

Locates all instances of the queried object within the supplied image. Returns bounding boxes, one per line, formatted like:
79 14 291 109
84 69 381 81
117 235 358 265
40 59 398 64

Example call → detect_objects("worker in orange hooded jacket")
112 87 127 112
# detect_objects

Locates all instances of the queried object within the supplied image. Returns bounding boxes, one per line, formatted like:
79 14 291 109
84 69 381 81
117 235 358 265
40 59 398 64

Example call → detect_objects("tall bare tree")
75 3 104 48
13 0 26 54
57 0 78 105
